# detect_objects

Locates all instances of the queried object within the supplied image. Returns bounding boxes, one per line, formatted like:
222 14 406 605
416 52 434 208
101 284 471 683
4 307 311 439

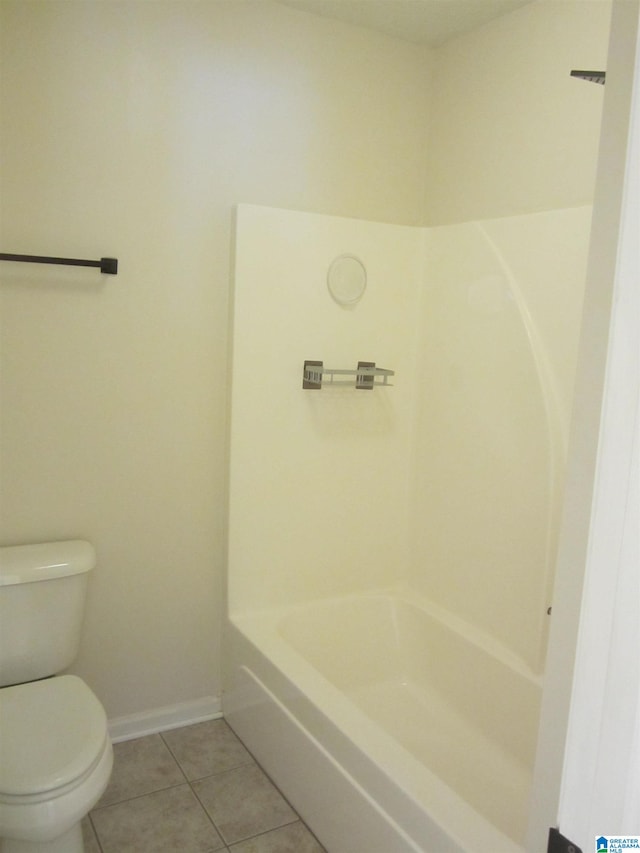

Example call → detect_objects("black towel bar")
0 253 118 275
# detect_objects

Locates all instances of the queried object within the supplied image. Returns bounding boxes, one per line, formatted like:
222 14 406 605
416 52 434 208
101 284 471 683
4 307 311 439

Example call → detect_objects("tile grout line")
225 815 304 848
188 778 234 850
91 778 190 812
87 813 105 853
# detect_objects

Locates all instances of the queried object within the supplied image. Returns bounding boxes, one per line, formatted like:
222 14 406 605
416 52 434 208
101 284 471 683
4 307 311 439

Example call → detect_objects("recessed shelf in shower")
303 360 394 390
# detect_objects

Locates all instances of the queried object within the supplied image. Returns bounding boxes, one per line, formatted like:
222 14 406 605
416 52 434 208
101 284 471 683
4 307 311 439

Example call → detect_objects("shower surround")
224 203 590 851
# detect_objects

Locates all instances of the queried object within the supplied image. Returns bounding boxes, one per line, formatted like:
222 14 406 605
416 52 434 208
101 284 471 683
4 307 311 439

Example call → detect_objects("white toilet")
0 541 113 853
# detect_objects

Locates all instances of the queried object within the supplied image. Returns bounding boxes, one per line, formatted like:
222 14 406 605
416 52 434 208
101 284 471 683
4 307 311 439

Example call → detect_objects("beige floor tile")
193 764 297 845
228 821 326 852
96 733 185 807
91 784 226 853
162 719 254 780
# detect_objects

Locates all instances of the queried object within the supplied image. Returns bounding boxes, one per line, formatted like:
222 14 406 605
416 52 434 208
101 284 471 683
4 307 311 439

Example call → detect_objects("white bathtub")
223 591 542 852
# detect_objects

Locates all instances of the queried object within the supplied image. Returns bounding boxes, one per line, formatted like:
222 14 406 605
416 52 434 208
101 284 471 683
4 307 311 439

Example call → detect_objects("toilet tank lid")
0 540 96 586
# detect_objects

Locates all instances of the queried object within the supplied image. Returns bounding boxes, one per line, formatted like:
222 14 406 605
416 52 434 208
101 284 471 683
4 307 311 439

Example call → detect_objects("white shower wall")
228 204 424 612
229 203 591 670
410 208 592 672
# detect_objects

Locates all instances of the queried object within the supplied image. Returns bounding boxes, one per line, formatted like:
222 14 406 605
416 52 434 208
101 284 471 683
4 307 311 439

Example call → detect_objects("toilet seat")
0 674 108 798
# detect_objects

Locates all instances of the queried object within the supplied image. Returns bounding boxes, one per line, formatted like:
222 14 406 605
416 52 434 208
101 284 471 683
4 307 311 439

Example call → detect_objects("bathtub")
223 591 542 852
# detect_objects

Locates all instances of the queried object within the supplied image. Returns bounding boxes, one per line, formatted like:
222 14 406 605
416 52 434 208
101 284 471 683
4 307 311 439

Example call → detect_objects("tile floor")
83 719 326 853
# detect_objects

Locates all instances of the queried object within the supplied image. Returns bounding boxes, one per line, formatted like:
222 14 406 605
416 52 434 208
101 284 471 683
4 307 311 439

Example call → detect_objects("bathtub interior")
225 591 539 851
278 593 542 766
278 592 541 844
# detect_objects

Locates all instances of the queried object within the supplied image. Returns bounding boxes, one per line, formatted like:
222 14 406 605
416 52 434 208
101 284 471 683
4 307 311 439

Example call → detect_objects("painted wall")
426 0 611 224
0 0 431 721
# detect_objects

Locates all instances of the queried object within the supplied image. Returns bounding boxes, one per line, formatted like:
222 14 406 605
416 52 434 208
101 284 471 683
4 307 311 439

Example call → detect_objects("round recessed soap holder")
327 254 366 306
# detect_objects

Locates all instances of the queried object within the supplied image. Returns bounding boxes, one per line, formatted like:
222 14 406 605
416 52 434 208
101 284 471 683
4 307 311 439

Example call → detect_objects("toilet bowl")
0 675 113 853
0 541 113 853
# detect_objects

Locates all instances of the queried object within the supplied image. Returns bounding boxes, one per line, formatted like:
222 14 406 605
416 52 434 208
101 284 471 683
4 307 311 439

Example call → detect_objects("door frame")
528 2 640 849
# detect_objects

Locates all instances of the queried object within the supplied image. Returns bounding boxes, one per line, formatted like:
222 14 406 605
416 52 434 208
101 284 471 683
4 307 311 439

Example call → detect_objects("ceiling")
276 0 534 47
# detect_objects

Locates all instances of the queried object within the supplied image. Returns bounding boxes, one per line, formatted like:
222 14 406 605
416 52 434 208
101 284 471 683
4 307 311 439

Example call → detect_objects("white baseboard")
108 695 222 743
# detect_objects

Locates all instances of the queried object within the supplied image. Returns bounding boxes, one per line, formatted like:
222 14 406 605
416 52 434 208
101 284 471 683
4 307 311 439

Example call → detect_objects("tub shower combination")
224 205 590 852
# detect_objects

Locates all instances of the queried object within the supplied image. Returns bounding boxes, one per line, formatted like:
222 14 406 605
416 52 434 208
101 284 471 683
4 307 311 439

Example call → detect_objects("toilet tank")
0 540 96 687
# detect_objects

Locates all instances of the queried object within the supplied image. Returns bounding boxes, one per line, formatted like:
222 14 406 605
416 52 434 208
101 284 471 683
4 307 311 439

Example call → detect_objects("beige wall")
0 0 609 722
0 0 431 720
426 0 611 224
